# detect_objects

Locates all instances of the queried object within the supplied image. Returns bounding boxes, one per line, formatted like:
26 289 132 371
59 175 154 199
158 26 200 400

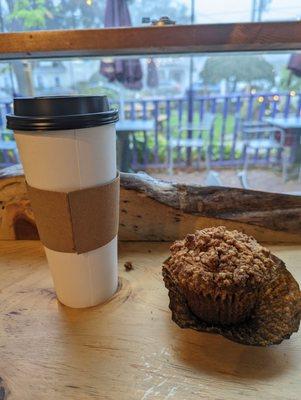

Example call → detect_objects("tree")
1 0 104 31
43 0 104 30
2 0 190 31
0 0 105 95
9 0 49 29
200 55 275 92
279 68 301 92
4 0 52 95
0 0 189 96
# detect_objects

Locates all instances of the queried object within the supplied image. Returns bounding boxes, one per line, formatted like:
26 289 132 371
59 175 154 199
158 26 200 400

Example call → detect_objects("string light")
250 88 256 95
273 95 279 101
290 90 296 97
258 96 264 103
86 0 92 5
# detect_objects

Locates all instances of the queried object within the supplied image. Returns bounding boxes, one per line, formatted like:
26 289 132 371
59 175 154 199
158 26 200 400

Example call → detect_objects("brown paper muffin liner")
186 288 259 326
162 255 301 346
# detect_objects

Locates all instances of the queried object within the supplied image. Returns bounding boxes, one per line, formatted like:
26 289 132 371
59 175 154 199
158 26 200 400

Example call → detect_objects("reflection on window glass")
1 52 301 196
194 0 301 24
0 0 104 31
0 0 300 32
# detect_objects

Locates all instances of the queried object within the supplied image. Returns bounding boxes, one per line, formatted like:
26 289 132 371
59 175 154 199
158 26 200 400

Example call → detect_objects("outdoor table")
116 119 155 172
265 116 301 130
265 117 301 174
0 139 18 167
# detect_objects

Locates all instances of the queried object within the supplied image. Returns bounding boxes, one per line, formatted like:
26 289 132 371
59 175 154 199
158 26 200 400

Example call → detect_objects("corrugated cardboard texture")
27 174 120 254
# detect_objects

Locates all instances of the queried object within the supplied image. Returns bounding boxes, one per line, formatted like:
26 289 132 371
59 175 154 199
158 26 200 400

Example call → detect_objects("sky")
182 0 301 23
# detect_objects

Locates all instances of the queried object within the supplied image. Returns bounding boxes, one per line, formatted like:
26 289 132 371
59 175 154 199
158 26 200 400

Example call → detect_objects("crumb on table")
124 261 134 271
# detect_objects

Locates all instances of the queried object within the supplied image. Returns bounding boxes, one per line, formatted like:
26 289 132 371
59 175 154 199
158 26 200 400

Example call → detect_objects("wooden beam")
0 21 301 60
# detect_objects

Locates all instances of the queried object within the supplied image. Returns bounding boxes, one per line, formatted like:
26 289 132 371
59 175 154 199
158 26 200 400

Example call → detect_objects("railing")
0 91 300 170
0 100 17 167
119 91 301 170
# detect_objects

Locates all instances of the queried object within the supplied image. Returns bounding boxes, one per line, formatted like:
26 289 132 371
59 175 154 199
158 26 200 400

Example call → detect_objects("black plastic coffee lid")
7 95 119 131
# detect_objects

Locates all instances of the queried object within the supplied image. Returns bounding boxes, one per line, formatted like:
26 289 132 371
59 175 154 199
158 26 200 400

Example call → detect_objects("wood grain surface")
0 22 301 59
1 165 300 244
0 241 300 400
120 172 301 235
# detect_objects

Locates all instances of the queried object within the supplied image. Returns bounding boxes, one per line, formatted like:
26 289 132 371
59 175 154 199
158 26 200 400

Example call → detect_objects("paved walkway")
151 168 301 194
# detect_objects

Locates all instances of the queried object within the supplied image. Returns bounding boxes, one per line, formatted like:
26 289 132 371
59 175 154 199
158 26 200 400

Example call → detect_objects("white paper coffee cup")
7 96 119 308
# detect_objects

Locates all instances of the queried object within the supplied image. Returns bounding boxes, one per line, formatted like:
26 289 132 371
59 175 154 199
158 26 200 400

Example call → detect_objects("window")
0 1 300 33
1 51 301 195
0 1 300 195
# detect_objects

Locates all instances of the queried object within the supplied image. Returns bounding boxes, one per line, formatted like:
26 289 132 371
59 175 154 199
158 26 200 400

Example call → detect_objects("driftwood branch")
0 165 300 243
121 172 301 234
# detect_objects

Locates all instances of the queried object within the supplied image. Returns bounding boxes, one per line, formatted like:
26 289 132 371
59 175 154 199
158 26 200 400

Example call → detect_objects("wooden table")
265 116 301 130
0 241 300 400
117 120 155 172
265 116 301 170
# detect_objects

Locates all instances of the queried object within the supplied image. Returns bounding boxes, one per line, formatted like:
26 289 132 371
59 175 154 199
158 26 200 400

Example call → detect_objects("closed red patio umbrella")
100 0 143 90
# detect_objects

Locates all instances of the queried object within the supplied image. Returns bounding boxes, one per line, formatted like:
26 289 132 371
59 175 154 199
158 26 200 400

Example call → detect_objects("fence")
119 91 301 170
1 91 300 170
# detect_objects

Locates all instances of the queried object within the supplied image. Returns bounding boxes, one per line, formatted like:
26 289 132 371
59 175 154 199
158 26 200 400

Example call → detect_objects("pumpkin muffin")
163 226 278 326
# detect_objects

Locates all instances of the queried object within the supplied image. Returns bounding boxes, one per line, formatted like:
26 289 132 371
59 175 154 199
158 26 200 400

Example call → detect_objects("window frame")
0 21 300 60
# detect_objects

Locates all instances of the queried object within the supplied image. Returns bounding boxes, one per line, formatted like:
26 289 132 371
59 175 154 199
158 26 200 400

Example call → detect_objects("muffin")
163 226 278 326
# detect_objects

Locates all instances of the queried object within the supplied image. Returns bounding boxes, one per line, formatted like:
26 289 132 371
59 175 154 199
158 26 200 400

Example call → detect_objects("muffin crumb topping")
166 226 277 293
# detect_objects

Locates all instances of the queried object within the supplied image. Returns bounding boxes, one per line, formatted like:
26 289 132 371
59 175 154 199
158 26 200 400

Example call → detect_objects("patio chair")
0 134 19 167
168 112 215 175
240 120 288 182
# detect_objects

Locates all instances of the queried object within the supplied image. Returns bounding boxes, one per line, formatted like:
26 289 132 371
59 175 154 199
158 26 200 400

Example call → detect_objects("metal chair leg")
2 149 10 166
282 147 290 183
237 170 250 189
205 144 211 172
196 146 201 170
243 147 250 176
239 147 251 189
168 145 173 176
